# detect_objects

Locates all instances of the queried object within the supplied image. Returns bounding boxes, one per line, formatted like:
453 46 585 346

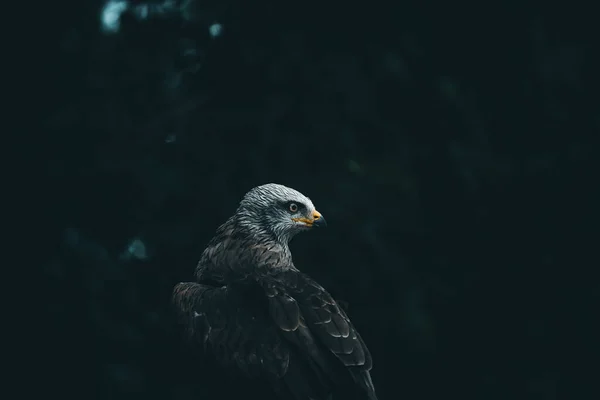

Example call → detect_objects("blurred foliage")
35 1 598 399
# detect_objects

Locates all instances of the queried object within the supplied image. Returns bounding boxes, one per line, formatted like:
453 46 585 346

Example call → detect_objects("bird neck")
227 216 293 264
232 214 286 245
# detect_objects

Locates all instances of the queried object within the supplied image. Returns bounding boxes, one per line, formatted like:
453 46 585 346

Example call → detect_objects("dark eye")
288 203 298 213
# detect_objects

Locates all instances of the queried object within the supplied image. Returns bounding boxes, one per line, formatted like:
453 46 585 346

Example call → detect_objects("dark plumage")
173 184 378 400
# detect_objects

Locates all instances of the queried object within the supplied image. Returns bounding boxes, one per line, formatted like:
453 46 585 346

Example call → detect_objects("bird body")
173 184 378 400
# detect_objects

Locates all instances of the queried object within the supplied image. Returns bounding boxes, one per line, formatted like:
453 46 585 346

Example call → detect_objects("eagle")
173 183 378 400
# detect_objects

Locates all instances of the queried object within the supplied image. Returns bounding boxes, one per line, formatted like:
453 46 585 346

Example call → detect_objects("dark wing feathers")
173 282 289 379
260 272 377 400
174 271 376 400
278 273 372 369
268 291 301 332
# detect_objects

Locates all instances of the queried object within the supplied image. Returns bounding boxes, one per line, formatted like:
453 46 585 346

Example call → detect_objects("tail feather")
347 368 378 400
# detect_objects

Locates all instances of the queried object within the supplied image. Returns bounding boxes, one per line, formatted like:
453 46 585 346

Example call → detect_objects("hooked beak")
292 210 327 228
311 210 327 228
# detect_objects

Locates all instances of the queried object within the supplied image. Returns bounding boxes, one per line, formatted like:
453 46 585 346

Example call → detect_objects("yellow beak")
292 210 327 227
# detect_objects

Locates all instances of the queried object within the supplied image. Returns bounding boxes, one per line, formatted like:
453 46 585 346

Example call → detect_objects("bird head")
236 183 326 243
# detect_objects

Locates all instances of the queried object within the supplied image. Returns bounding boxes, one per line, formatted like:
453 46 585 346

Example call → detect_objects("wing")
262 272 377 400
172 282 289 379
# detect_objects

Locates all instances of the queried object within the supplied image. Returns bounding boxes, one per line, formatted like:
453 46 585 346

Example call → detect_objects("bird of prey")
173 183 377 400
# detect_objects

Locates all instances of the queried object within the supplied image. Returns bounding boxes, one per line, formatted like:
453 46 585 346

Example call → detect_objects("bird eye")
288 203 298 213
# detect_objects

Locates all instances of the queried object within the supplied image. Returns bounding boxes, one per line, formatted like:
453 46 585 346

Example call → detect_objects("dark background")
36 1 597 399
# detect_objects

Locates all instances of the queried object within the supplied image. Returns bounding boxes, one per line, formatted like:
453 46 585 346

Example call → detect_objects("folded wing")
263 272 377 400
